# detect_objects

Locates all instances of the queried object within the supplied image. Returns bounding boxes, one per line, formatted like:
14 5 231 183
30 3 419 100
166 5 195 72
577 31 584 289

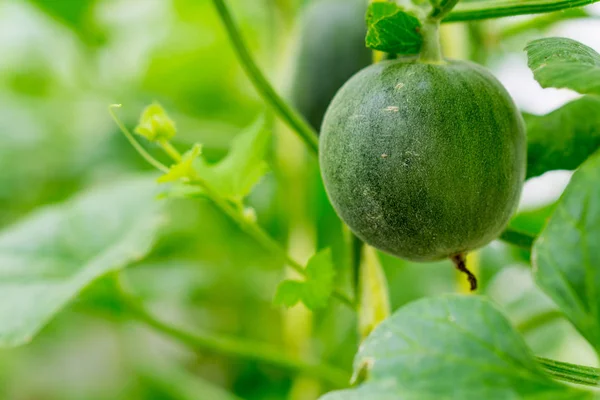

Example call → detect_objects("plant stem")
419 0 461 63
211 0 319 155
159 140 182 163
430 0 461 20
344 226 363 296
444 0 600 22
537 357 600 387
212 0 366 309
109 105 169 173
418 21 444 64
357 246 391 340
189 177 356 309
517 310 563 334
451 253 477 291
109 109 354 309
499 228 536 250
118 288 351 387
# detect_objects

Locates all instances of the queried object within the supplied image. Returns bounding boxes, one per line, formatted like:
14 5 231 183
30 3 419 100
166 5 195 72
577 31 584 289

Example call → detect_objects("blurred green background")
0 0 599 399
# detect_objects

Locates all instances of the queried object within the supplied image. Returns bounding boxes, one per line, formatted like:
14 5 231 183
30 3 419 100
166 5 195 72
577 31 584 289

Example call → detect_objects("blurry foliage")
27 0 106 46
0 0 598 399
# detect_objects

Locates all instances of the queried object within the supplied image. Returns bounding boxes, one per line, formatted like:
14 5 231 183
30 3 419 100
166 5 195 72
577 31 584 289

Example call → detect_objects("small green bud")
135 103 177 142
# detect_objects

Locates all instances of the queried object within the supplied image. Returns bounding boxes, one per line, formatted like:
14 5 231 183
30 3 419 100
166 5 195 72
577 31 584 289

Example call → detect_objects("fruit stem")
419 0 461 63
418 20 444 64
451 253 478 291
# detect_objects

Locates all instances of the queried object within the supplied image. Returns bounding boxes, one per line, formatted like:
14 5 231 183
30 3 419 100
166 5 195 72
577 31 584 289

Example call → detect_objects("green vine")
430 0 461 20
419 0 460 63
445 0 600 22
116 277 350 387
517 310 563 334
211 0 319 155
418 21 445 63
537 357 600 386
109 106 355 310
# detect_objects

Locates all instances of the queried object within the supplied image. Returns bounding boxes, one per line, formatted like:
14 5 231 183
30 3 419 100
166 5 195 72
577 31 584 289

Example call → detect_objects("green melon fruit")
290 0 371 131
320 59 526 261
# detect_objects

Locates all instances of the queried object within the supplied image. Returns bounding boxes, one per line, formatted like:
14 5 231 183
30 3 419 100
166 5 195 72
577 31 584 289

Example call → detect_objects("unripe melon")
320 59 526 261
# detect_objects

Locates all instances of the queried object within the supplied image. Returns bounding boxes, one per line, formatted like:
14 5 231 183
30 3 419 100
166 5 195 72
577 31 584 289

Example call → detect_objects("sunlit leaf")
525 96 600 179
365 2 422 55
321 295 594 400
533 149 600 354
510 203 557 237
195 116 271 202
0 176 165 347
273 280 304 307
158 144 202 183
274 248 335 310
526 37 600 95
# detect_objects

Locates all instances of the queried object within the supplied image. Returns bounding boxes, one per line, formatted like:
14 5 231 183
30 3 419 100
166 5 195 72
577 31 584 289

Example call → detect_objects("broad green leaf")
510 203 557 237
195 116 271 202
533 149 600 354
0 176 165 347
525 96 600 179
274 248 335 310
365 2 422 55
321 295 594 400
135 103 177 142
526 37 600 95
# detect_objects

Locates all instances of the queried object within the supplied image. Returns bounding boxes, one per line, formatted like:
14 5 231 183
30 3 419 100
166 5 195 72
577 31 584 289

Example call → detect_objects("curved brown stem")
451 253 478 291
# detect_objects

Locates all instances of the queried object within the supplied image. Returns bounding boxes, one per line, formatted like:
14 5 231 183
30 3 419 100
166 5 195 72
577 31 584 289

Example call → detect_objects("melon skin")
320 59 526 261
290 0 371 131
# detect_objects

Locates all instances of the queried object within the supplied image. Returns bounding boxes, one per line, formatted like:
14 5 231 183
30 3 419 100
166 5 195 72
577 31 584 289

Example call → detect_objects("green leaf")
365 2 422 55
274 249 335 310
525 96 600 179
510 202 557 237
135 103 177 142
499 228 536 250
158 144 202 183
0 176 165 347
525 37 600 95
195 116 271 202
273 280 304 307
320 295 594 400
533 149 600 354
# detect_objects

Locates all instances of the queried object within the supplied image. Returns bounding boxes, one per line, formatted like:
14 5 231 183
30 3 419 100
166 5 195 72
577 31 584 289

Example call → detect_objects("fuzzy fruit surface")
290 0 371 131
320 59 526 261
